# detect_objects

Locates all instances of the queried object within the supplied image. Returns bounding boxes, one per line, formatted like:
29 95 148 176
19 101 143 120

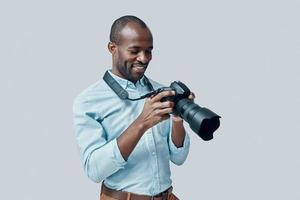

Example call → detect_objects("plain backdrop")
0 0 299 199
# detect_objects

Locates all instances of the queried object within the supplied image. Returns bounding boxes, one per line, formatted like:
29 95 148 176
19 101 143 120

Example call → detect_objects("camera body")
157 81 221 141
159 81 191 111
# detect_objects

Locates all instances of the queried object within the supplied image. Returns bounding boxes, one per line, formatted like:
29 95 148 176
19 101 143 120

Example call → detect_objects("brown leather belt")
101 184 172 200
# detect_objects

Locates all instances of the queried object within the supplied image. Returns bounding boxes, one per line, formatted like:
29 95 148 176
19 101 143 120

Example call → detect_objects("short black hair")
109 15 148 44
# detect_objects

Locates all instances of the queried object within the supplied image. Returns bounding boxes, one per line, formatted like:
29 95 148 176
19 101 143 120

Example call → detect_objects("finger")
152 101 174 109
151 90 175 102
153 114 170 124
188 92 195 100
154 107 173 116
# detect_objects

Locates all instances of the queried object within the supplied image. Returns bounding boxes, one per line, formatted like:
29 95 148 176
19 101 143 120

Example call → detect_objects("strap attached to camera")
103 70 157 101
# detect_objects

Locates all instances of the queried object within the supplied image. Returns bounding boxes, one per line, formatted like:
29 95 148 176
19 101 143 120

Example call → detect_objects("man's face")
110 22 153 83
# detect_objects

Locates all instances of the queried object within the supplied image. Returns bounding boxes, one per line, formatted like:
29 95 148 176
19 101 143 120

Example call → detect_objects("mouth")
132 64 147 72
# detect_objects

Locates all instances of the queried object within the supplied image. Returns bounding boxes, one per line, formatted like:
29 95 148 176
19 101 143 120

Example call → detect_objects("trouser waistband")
101 184 172 200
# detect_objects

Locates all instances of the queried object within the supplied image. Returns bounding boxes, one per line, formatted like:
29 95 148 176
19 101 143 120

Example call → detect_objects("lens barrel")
175 99 221 141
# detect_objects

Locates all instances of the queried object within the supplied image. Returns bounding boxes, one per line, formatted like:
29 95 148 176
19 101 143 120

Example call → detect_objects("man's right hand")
136 90 175 131
117 90 175 161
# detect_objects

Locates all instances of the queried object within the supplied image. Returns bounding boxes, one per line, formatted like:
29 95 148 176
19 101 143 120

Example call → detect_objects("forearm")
171 117 186 148
117 117 148 161
169 117 190 165
117 92 175 160
85 138 126 182
84 118 148 182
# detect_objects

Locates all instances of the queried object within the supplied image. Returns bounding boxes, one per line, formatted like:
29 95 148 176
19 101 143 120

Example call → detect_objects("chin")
131 75 143 83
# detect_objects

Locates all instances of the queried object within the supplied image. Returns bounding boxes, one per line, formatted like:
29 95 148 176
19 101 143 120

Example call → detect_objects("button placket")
146 130 161 194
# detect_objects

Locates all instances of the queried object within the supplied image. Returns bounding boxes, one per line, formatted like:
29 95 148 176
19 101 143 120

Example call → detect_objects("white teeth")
134 66 146 70
133 66 146 72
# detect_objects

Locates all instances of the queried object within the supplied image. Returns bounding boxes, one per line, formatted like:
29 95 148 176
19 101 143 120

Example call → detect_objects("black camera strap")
103 70 157 101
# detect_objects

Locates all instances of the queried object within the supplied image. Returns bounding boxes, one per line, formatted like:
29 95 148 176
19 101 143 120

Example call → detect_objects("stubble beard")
126 61 148 83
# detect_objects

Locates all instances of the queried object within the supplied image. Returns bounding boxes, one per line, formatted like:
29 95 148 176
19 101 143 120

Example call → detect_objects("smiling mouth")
133 64 147 72
133 64 147 68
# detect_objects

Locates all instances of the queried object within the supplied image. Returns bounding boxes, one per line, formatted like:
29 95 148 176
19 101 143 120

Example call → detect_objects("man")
73 15 193 200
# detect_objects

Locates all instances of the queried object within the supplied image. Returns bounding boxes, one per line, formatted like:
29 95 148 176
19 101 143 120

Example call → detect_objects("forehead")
118 22 153 47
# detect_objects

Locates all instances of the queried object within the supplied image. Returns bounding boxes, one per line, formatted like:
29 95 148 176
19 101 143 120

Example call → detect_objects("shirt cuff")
168 131 190 154
111 138 127 166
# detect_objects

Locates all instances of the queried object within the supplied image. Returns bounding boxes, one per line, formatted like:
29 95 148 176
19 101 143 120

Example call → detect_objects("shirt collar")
107 70 147 89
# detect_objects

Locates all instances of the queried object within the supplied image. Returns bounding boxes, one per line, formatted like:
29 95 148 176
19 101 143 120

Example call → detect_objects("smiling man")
109 19 153 83
73 15 192 200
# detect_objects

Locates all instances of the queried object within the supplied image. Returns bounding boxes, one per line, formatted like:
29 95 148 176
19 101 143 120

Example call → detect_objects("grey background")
1 0 299 199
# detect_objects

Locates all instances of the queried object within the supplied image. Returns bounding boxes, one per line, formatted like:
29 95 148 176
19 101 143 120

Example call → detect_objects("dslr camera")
156 81 221 141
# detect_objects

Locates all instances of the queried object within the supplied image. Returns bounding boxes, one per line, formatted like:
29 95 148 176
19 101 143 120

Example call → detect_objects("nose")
137 51 151 64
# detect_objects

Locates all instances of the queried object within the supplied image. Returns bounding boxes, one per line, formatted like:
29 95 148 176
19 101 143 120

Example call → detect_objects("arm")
117 90 175 160
171 117 186 148
73 100 126 183
168 92 195 165
73 91 176 182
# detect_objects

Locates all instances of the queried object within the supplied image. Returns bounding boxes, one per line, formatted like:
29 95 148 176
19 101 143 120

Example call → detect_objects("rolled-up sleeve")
73 97 126 183
168 120 190 166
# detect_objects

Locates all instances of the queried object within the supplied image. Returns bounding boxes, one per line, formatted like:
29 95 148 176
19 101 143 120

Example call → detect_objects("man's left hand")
172 92 196 122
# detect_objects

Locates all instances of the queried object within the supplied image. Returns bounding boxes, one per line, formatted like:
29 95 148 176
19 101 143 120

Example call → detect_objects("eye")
129 50 139 54
128 49 139 55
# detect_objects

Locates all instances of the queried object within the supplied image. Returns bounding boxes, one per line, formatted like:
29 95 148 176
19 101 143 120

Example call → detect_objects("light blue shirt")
73 70 190 196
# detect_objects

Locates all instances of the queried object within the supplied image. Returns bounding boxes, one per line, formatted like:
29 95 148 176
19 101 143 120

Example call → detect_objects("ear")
108 42 117 54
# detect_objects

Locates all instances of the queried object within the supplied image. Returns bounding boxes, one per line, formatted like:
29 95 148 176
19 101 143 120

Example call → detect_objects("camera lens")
175 99 220 141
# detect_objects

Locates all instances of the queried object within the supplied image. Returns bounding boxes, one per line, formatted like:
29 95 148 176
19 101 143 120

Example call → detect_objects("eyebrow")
128 46 153 50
